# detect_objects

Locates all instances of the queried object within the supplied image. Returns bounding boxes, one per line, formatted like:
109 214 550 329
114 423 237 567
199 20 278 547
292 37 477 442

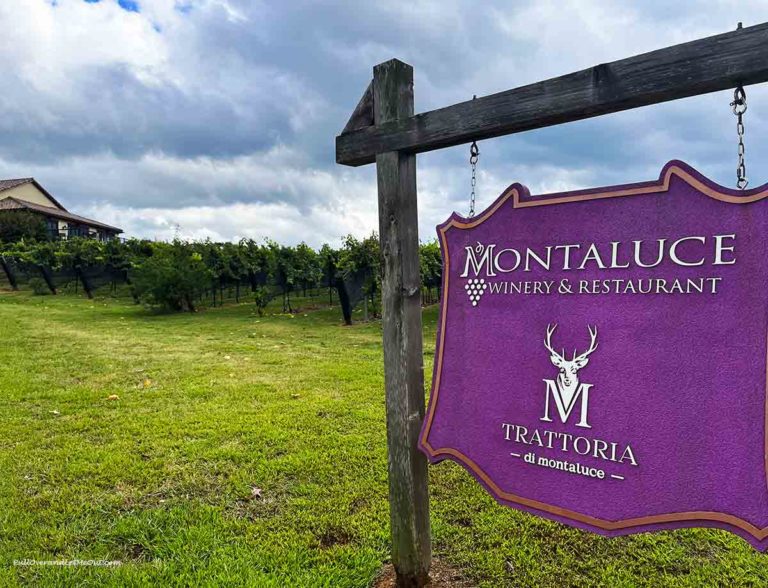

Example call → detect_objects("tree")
221 241 247 302
57 238 105 298
239 238 272 292
103 238 138 291
319 244 338 306
294 242 322 297
338 233 380 321
419 240 442 304
0 211 47 243
267 240 298 313
23 240 64 294
131 241 212 312
196 240 227 306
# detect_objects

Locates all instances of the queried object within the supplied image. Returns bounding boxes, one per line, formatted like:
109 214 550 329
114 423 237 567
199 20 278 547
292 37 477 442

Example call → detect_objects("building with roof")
0 178 122 241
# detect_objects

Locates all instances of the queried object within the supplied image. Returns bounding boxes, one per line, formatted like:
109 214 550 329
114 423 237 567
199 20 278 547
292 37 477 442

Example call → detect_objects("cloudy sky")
1 0 767 246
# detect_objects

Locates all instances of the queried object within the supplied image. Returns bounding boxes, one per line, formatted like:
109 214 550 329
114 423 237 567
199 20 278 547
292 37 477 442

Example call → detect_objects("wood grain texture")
374 59 431 587
338 22 768 166
342 81 373 134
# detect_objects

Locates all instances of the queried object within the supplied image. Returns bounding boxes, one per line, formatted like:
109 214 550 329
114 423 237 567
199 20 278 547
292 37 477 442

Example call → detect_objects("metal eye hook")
731 85 747 116
730 84 748 190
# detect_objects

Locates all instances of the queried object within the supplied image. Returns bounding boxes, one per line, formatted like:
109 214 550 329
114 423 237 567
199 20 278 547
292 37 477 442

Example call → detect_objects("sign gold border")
420 161 768 539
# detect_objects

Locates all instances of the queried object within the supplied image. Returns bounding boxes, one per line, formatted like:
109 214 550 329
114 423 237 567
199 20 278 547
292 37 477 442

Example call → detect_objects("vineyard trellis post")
0 257 18 290
337 23 768 586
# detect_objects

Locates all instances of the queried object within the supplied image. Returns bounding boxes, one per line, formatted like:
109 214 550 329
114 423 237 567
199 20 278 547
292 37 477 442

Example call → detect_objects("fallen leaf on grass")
49 410 60 416
291 394 300 399
142 379 152 388
107 394 120 401
250 487 262 500
224 355 232 360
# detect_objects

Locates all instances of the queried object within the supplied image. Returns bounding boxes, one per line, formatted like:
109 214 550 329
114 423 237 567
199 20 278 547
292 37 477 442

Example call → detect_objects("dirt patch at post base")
372 560 475 587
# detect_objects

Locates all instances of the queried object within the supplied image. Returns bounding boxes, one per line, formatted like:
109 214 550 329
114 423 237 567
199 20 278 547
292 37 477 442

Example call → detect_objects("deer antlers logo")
541 324 599 429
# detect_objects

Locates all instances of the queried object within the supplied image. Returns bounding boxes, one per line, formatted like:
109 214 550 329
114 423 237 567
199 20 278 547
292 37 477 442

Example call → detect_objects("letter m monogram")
540 379 593 429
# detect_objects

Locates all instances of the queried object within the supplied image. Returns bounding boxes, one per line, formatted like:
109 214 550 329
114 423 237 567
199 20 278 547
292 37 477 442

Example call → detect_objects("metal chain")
730 84 748 190
468 94 479 217
469 140 479 217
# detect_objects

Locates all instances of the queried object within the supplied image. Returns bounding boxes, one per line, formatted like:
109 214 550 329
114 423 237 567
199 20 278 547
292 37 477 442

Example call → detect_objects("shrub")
253 286 272 316
131 242 211 311
28 276 51 295
0 210 48 243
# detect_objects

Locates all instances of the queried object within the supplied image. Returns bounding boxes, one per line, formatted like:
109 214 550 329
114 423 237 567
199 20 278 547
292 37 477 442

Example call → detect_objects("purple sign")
419 161 768 549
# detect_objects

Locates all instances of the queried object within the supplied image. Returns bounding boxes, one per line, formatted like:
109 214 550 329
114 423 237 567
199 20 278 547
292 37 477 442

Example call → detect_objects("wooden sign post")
337 23 768 587
374 60 431 586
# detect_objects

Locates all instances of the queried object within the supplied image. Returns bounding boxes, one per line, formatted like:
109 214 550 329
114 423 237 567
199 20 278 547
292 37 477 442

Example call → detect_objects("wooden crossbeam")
336 22 768 166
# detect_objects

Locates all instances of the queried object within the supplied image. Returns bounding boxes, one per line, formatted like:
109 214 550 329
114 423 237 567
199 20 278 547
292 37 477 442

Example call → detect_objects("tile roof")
0 197 122 233
0 177 67 210
0 178 34 192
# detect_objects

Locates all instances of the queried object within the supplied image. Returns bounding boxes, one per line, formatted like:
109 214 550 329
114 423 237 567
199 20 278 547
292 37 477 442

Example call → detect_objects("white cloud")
0 0 767 246
0 1 168 92
0 147 379 246
85 196 380 247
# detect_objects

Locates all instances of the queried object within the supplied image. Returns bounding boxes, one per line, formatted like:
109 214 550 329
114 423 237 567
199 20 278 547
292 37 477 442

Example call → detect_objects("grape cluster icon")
464 278 487 307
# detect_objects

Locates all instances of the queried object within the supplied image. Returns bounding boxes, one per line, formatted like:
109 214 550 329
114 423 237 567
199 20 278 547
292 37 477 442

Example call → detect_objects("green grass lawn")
0 291 766 587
